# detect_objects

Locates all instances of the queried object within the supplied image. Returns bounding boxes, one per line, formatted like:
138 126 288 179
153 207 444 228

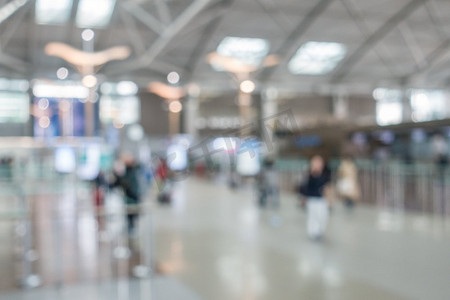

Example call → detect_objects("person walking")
336 156 360 208
258 158 280 209
113 155 141 234
299 155 331 240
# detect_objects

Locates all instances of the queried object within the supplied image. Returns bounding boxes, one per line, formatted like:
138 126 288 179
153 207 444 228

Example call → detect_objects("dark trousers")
127 213 138 232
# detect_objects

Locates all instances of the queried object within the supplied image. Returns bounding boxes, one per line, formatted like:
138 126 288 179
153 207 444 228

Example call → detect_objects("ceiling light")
38 116 50 128
288 41 347 75
117 81 138 96
76 0 116 28
82 75 97 88
35 0 72 25
81 29 95 42
45 42 131 67
240 80 255 93
167 72 180 84
56 67 69 80
216 36 270 68
169 100 182 113
33 81 89 98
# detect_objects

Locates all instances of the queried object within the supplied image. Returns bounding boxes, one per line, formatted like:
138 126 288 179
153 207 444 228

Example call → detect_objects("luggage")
157 181 172 204
158 192 171 204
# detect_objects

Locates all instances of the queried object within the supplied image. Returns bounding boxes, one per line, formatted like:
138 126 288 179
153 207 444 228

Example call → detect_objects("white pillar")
260 87 279 156
184 94 199 137
402 89 412 123
332 90 349 120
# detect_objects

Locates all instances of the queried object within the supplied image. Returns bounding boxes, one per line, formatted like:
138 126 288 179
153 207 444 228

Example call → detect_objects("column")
183 94 199 137
332 90 349 120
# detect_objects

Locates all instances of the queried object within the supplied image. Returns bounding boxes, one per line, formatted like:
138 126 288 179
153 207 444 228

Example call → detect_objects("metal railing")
276 158 450 216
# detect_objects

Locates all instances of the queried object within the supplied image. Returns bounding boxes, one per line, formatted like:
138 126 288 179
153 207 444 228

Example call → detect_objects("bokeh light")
56 67 69 80
240 80 255 93
167 72 180 84
169 100 182 113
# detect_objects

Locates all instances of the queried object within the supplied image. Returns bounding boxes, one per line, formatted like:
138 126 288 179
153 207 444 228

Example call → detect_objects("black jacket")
300 170 330 198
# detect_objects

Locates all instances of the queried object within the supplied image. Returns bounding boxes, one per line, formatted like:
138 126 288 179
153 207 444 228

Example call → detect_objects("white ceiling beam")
164 1 232 53
398 23 425 67
121 1 166 35
340 0 397 77
154 0 172 25
106 0 213 76
331 0 429 83
258 0 335 82
0 1 29 50
0 0 29 24
403 38 450 84
183 0 234 80
424 0 447 39
119 9 146 56
254 0 294 33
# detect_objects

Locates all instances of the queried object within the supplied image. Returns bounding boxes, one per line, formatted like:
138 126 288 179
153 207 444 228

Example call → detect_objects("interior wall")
0 123 31 136
348 95 376 124
139 92 170 135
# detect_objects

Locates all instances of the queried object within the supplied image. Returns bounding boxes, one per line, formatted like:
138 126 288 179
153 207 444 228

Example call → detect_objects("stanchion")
133 205 153 279
445 171 450 217
17 184 41 289
112 198 131 300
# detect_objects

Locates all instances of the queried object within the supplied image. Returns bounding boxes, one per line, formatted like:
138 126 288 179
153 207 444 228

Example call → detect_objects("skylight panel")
76 0 116 28
216 36 270 67
288 41 347 75
35 0 73 25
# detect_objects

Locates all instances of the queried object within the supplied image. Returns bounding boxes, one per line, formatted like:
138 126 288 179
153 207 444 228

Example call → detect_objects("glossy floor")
1 177 450 300
153 177 450 300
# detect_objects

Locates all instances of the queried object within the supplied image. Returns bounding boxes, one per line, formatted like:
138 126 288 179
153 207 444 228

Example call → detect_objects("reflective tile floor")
1 177 450 300
0 277 202 300
153 177 450 300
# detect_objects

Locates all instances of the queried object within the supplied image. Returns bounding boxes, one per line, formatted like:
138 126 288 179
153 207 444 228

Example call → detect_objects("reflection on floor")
154 177 450 300
1 176 450 299
0 277 202 300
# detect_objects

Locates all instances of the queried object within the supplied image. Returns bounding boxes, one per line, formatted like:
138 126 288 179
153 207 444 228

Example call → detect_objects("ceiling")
2 0 450 97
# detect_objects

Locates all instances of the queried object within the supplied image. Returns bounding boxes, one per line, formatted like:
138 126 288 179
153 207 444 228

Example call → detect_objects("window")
35 0 73 25
410 89 447 122
288 41 347 75
76 0 116 28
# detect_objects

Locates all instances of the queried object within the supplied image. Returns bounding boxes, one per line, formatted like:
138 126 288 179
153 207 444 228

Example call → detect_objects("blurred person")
258 158 279 209
336 156 360 208
93 171 107 207
0 157 13 181
431 134 448 169
228 160 239 189
431 134 449 213
299 155 331 240
112 154 141 234
156 158 172 204
93 171 108 230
